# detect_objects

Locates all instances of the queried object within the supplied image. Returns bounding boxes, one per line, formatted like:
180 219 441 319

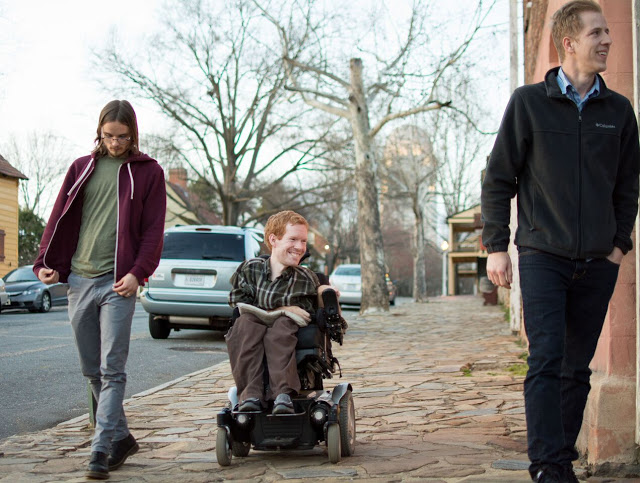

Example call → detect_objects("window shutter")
0 229 5 262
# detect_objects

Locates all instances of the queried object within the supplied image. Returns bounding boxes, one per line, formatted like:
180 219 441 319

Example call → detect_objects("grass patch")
462 367 472 377
518 351 529 361
507 363 528 377
502 304 511 323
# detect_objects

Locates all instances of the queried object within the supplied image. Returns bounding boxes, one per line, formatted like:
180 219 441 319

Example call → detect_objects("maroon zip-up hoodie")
33 153 166 285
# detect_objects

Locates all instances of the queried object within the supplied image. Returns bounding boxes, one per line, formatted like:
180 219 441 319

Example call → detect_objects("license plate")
183 275 205 287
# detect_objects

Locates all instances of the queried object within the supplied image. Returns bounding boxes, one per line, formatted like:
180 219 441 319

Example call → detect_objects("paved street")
0 303 229 440
0 296 637 482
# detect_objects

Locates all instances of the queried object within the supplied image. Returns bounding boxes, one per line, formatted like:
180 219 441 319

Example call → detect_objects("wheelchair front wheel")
327 424 342 463
339 390 356 456
216 428 232 466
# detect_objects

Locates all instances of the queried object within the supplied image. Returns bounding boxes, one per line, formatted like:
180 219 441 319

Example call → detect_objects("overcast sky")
0 0 166 153
0 0 513 166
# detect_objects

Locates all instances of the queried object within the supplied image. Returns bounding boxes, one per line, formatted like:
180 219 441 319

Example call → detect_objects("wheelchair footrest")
266 411 305 418
258 437 300 447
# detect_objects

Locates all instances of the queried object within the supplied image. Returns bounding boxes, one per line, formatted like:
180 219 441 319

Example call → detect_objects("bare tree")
258 0 496 313
95 0 336 226
430 105 488 221
381 125 437 302
310 167 360 274
2 131 68 217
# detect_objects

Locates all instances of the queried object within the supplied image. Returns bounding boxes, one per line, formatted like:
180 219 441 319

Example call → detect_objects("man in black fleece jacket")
481 1 639 482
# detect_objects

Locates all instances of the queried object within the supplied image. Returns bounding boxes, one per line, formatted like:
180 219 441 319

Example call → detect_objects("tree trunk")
348 58 389 314
412 199 427 302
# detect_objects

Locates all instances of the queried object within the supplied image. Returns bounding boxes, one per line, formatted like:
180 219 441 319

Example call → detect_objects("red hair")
264 210 309 250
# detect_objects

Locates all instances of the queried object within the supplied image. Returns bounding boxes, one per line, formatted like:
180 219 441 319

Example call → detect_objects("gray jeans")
67 272 136 454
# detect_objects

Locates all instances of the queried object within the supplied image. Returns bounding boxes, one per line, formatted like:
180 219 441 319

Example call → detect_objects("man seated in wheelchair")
226 210 346 415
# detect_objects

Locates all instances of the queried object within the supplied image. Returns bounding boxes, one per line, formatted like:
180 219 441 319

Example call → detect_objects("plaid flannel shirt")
228 257 320 313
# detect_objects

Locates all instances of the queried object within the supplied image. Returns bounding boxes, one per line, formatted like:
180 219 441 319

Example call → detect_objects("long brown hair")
92 100 141 159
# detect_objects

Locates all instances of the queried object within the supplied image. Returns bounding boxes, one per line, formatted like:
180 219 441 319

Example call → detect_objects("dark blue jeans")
518 247 620 477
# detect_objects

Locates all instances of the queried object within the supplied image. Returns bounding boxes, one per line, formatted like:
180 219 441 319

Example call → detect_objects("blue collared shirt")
556 67 600 112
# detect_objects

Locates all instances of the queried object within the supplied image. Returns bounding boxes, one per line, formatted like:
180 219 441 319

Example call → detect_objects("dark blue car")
2 265 68 313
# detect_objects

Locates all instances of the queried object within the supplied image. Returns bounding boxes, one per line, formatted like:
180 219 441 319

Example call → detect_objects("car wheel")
39 292 52 313
148 314 171 339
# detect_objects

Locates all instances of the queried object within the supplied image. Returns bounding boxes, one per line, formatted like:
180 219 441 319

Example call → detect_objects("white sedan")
329 264 396 306
0 278 10 310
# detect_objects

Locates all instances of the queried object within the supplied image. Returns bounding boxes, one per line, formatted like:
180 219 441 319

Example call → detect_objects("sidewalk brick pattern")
0 296 557 481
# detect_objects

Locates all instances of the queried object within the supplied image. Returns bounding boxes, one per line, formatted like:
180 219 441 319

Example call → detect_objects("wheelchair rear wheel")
232 440 251 457
216 428 232 466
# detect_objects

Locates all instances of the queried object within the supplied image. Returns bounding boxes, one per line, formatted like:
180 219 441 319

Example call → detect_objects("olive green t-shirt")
71 156 126 278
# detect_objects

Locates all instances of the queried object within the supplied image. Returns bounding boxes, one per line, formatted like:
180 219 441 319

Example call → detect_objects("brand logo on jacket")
596 122 615 129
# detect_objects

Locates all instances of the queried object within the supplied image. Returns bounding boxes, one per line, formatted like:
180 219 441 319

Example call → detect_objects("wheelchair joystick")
321 289 348 345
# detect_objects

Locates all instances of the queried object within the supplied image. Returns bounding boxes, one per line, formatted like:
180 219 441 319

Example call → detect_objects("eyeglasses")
102 135 132 145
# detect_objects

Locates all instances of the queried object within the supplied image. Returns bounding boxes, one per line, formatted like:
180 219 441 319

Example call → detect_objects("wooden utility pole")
507 0 522 334
510 0 519 93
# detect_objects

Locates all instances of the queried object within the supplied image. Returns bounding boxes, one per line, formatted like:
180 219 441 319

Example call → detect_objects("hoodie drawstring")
127 163 134 200
67 158 95 196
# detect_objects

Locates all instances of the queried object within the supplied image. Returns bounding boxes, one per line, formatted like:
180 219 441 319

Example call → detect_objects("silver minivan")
141 225 266 338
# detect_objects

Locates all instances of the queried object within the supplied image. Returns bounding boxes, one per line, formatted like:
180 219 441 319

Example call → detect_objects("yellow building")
0 154 28 277
164 168 222 229
445 204 487 296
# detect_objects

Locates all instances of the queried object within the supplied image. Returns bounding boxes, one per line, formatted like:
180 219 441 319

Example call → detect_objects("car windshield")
335 266 361 276
4 267 38 283
161 232 246 261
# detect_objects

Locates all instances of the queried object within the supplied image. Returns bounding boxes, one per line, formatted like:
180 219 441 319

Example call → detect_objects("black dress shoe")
562 466 580 483
86 451 109 480
533 465 563 483
108 433 139 470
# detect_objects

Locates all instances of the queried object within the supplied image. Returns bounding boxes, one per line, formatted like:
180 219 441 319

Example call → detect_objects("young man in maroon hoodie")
34 100 166 480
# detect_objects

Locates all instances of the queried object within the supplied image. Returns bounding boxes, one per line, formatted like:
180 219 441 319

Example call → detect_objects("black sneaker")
108 433 139 471
86 451 109 480
272 393 295 414
237 398 262 412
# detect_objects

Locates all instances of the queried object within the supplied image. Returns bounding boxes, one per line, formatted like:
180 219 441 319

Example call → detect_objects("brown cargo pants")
225 313 300 402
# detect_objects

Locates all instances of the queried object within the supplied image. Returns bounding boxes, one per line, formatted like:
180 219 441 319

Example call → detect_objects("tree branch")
369 100 451 138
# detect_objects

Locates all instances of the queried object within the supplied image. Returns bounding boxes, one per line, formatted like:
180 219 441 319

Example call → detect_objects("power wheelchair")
215 280 354 466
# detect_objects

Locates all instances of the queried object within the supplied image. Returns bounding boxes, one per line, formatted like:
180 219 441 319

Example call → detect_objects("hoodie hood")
125 152 157 163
